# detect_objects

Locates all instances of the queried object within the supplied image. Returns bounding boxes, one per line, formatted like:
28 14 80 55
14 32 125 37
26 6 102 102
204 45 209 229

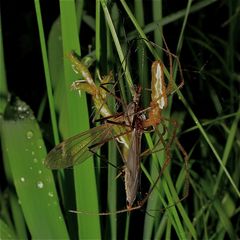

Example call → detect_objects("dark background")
1 0 237 111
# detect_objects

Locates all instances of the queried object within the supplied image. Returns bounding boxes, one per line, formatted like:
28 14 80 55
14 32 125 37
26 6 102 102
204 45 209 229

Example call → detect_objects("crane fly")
121 86 145 209
45 40 189 214
45 85 147 213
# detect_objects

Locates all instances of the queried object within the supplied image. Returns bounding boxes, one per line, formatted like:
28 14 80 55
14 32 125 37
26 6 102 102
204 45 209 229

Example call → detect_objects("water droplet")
29 166 33 170
48 192 54 197
33 158 38 163
20 177 25 182
18 114 25 119
37 181 44 189
31 151 35 156
38 170 42 174
59 216 62 220
18 105 28 112
25 148 29 152
36 139 44 150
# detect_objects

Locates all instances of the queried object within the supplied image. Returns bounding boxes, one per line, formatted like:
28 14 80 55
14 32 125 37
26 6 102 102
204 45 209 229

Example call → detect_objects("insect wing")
125 128 142 207
45 124 117 169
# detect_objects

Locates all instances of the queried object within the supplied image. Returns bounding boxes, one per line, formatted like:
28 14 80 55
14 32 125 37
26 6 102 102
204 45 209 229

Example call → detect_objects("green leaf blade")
1 97 69 239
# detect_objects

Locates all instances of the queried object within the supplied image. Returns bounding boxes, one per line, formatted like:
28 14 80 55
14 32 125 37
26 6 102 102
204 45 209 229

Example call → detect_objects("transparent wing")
125 129 142 207
45 123 127 169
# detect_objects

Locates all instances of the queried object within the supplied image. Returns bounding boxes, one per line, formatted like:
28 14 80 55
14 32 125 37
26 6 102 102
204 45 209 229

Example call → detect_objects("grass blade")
59 1 101 238
0 219 17 239
1 97 69 238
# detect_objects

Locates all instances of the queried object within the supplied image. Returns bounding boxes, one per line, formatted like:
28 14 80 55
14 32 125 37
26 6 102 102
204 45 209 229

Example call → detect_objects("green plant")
1 0 239 239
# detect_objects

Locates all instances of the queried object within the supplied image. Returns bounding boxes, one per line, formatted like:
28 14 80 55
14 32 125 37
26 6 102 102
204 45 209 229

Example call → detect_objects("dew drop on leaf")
48 192 54 197
26 131 34 139
37 181 44 189
37 139 44 149
18 114 25 119
20 177 25 182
